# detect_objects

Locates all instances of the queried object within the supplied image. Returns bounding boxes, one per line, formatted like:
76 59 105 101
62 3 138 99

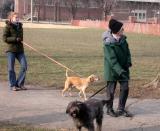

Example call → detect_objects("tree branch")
142 73 160 88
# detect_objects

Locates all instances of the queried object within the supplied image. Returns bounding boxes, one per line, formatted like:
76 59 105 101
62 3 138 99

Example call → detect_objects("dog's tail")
66 69 68 77
102 100 110 106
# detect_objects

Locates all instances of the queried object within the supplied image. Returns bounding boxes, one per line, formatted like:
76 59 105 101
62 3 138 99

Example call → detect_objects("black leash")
89 86 106 99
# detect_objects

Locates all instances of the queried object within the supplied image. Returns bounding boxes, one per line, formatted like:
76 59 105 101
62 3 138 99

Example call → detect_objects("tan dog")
62 70 99 100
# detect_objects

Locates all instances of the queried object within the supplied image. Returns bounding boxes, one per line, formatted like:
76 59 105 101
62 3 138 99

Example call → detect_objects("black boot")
116 109 133 117
107 108 118 117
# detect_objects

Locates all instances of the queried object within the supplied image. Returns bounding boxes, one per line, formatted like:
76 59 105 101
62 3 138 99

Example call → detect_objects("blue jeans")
7 52 27 89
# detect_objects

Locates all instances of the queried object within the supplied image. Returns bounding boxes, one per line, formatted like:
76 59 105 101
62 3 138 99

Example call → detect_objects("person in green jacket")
102 19 132 117
3 12 27 91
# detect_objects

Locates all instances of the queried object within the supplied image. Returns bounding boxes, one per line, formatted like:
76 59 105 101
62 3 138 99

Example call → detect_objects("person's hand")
127 63 132 68
124 63 132 70
16 37 22 42
120 71 128 80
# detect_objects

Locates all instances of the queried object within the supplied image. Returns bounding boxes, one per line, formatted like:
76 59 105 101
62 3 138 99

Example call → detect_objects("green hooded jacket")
102 30 132 81
3 21 24 53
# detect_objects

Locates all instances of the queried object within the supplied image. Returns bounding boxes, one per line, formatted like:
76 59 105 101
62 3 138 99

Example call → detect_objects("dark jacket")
102 30 132 81
3 20 24 53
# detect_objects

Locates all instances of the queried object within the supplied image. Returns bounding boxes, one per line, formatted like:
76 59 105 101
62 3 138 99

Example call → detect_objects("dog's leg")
96 115 103 131
62 81 69 97
78 90 83 98
88 123 95 131
82 88 87 100
76 126 82 131
68 87 73 96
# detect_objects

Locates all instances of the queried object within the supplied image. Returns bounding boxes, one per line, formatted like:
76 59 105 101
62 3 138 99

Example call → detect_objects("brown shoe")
19 86 27 90
12 87 20 91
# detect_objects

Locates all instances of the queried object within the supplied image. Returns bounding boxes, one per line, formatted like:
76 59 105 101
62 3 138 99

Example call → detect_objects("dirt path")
1 82 160 131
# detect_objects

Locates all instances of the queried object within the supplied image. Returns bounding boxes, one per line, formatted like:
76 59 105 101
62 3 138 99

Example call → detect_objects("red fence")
71 20 160 36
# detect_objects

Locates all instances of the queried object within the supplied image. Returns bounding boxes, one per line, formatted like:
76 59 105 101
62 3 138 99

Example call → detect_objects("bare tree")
33 0 45 22
64 0 80 20
53 0 61 22
33 0 61 22
33 0 40 22
96 0 117 20
83 0 90 19
0 4 2 19
1 0 14 19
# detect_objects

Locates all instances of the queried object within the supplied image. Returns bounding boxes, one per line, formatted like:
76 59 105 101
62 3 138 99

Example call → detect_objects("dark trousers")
106 81 129 111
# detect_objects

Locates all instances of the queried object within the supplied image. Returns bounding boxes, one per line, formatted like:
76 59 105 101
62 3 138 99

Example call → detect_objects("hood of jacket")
5 20 22 28
102 30 126 45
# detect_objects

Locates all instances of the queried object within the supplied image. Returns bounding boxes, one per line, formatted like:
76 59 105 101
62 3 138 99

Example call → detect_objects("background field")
0 122 73 131
0 27 160 98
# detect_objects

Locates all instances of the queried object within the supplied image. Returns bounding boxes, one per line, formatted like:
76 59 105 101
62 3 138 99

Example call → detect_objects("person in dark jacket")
3 12 27 91
102 19 132 117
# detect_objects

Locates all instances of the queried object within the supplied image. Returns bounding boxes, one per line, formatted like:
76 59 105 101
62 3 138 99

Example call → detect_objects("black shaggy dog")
66 98 109 131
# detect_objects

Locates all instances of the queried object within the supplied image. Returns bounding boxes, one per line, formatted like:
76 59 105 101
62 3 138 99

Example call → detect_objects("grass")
0 27 160 97
0 122 74 131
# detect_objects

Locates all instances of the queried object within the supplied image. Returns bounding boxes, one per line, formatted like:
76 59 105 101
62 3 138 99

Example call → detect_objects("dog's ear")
89 74 99 82
66 101 81 114
77 102 88 113
89 75 95 82
66 102 73 114
77 102 84 110
66 106 70 114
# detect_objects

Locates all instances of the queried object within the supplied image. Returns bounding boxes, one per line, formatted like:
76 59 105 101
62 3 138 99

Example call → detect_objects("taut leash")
23 41 81 76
